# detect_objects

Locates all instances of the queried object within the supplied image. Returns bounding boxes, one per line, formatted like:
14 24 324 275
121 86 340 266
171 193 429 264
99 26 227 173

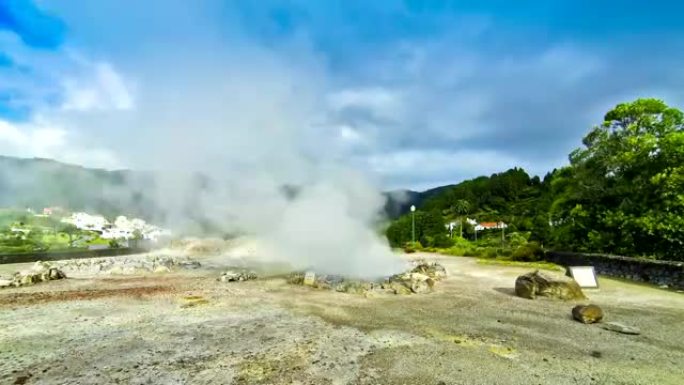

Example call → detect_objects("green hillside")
387 98 684 261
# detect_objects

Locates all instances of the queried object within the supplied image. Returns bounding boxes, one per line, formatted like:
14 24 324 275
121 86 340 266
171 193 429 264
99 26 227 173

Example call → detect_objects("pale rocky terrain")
1 248 683 385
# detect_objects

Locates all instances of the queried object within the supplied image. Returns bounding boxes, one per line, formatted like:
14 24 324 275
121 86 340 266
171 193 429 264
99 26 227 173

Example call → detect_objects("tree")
453 199 471 216
386 209 447 248
57 223 81 248
551 98 684 259
453 199 471 238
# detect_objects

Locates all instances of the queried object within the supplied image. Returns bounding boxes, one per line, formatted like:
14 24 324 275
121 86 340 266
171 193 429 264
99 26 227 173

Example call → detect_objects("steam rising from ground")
7 4 408 278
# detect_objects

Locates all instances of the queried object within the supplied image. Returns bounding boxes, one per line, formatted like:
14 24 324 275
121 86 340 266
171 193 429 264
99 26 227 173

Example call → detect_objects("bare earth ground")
1 252 683 385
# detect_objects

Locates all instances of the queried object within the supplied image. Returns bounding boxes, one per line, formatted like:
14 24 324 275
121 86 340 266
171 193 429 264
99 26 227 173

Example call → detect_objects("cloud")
3 0 684 193
327 87 404 120
364 149 532 190
0 117 122 168
60 60 134 111
0 0 409 278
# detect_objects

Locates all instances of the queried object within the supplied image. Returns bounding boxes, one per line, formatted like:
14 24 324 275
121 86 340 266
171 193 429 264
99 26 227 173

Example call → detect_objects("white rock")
600 322 641 335
409 273 431 282
154 266 171 273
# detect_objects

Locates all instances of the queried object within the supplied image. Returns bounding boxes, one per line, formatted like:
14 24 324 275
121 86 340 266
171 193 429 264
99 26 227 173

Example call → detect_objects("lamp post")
410 205 416 244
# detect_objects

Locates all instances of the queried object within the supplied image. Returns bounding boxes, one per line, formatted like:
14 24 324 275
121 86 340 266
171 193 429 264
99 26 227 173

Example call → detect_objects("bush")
483 247 498 258
510 241 544 262
403 241 423 253
451 236 471 248
432 234 454 248
506 231 531 248
441 247 467 256
464 247 486 257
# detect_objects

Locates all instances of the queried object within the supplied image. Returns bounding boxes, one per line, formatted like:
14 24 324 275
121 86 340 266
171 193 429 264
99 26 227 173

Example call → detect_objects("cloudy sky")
1 0 684 191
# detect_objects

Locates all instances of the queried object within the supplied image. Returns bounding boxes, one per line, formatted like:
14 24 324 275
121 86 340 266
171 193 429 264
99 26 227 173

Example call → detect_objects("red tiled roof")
479 222 499 228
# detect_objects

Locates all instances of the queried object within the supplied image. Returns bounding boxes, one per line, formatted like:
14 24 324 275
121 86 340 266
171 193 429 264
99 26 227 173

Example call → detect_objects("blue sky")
1 0 683 190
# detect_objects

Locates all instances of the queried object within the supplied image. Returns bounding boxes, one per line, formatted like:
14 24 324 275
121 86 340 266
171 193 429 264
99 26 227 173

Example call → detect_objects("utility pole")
501 221 505 247
410 205 416 244
460 218 463 239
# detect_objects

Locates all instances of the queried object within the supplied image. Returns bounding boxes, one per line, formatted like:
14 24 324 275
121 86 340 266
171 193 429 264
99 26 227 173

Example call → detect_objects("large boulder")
411 262 447 280
515 270 586 300
572 304 604 324
386 271 435 294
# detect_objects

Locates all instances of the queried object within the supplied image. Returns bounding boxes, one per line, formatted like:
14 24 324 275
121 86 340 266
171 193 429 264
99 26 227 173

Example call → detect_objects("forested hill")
385 98 684 261
382 185 454 219
0 156 159 219
385 168 555 239
1 155 489 222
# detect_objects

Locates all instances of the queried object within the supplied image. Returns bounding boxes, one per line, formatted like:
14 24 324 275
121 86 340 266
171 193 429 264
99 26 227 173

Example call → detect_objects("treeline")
386 98 684 261
387 168 554 246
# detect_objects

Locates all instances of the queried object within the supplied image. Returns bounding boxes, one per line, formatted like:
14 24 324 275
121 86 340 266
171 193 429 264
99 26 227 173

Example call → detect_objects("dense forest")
387 98 684 261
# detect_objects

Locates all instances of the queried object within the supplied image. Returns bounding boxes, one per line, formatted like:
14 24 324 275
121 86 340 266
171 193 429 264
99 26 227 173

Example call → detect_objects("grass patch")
179 295 210 308
488 345 518 359
476 258 564 272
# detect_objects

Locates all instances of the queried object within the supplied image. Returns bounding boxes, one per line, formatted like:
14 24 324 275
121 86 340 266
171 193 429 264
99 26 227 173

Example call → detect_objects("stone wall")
0 247 148 265
545 251 684 290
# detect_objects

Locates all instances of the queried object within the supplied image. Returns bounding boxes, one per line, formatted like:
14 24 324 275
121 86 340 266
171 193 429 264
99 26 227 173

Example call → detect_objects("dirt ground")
1 252 683 385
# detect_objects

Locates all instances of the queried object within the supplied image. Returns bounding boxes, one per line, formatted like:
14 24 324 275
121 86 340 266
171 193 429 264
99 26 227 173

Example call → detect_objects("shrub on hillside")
510 241 544 262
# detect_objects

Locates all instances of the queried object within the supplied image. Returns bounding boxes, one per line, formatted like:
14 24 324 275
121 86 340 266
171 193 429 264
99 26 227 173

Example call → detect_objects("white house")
60 212 170 242
61 212 110 232
474 221 508 232
446 217 479 231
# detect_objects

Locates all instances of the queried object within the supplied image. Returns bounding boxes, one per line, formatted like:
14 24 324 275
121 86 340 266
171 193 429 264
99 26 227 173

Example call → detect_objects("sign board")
568 266 599 288
303 271 316 286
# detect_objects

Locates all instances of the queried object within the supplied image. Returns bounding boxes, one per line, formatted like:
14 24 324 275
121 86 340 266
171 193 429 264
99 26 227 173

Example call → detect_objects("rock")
600 322 640 335
32 261 52 272
408 273 433 294
178 261 201 269
2 267 67 288
411 262 447 280
410 279 431 294
385 281 412 295
153 266 171 274
19 274 36 286
287 262 446 296
47 268 66 280
515 270 586 300
218 270 257 282
572 304 604 324
334 280 374 294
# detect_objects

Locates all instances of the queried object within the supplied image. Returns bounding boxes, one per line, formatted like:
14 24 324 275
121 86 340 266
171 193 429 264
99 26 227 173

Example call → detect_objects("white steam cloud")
3 1 407 278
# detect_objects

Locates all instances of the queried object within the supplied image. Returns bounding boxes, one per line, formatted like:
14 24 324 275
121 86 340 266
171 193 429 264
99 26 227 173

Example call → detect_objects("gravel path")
1 252 682 384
